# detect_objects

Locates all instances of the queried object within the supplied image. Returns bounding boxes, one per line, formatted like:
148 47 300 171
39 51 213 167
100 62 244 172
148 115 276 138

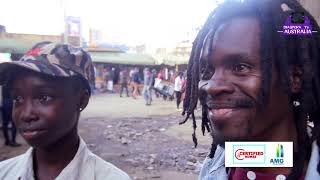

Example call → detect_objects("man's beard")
204 87 265 148
208 115 254 148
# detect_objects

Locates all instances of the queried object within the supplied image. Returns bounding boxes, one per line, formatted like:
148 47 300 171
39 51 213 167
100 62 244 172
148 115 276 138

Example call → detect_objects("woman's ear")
78 90 90 111
289 65 303 94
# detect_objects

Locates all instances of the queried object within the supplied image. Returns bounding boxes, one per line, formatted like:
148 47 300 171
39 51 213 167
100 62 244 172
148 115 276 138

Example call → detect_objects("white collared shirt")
0 138 131 180
174 76 183 92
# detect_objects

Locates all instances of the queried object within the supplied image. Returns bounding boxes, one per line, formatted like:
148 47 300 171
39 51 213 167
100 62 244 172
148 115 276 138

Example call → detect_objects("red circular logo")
235 149 245 160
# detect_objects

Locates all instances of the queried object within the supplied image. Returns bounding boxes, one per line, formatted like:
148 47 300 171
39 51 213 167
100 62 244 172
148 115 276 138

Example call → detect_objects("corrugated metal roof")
90 51 156 65
153 54 189 66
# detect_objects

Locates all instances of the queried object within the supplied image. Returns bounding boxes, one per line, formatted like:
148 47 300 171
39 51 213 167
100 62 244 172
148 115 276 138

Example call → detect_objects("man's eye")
233 63 252 74
38 95 53 103
12 96 24 104
201 67 214 80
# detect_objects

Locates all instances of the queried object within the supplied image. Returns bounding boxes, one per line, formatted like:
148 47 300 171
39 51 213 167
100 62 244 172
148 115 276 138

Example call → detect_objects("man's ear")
289 65 303 94
78 90 90 111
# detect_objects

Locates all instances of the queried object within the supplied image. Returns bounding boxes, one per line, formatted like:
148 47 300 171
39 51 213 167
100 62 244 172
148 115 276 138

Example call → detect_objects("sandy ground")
0 93 212 180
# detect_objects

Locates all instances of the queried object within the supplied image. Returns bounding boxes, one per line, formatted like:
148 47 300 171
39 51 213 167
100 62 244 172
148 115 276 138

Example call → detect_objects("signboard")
66 16 81 37
65 16 81 46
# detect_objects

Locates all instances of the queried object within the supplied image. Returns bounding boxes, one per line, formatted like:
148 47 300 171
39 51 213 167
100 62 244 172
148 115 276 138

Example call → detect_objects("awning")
90 51 157 65
153 54 189 66
165 55 189 65
0 33 68 54
0 38 30 54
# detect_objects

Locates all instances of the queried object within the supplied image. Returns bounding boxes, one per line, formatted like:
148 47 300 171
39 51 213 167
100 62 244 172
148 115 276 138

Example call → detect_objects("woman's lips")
21 129 46 140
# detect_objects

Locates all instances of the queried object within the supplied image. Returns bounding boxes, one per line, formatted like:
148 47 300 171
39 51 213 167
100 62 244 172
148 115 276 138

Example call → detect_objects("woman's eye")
233 63 252 74
12 96 24 104
38 95 53 103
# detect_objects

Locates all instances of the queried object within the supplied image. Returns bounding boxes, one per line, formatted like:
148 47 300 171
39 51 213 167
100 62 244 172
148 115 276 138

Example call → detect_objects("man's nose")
199 72 235 97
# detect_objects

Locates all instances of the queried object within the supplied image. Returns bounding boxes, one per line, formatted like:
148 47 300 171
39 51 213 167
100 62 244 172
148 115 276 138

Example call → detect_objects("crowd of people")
97 65 188 107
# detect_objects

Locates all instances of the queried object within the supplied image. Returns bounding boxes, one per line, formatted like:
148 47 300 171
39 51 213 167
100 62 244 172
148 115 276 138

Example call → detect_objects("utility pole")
60 0 68 43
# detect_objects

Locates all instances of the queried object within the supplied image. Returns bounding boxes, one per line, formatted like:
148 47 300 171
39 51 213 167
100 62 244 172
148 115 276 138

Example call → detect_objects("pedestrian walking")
119 68 129 97
151 69 158 99
105 68 115 93
143 68 152 105
174 72 183 110
1 84 20 147
132 67 140 99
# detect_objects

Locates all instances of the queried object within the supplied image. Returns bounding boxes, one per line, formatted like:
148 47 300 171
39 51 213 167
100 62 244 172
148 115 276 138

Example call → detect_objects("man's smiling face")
199 16 292 143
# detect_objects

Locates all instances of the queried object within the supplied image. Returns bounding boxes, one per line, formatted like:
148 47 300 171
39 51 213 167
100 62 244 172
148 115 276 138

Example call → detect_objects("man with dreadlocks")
180 0 320 179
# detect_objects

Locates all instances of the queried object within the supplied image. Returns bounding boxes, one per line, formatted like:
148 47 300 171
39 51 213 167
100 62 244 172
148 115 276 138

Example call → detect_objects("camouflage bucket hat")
0 41 95 94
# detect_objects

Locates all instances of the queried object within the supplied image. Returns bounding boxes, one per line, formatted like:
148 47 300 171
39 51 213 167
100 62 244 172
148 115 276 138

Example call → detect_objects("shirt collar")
209 145 226 174
305 141 320 179
17 137 88 180
18 148 35 180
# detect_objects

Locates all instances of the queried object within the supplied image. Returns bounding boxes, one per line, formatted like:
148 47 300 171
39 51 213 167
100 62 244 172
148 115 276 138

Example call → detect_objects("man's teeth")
24 131 37 135
212 109 232 115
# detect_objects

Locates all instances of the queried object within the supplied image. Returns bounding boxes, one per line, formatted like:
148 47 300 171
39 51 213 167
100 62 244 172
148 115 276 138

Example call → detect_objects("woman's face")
11 71 86 148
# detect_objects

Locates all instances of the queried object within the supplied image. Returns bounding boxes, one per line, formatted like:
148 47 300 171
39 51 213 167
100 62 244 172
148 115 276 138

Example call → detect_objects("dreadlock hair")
181 0 320 179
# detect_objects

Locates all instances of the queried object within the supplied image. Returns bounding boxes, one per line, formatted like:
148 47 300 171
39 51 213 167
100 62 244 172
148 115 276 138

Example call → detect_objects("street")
0 93 211 180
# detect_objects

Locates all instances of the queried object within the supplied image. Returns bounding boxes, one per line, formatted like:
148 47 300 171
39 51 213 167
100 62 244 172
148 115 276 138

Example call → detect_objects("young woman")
0 42 130 180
